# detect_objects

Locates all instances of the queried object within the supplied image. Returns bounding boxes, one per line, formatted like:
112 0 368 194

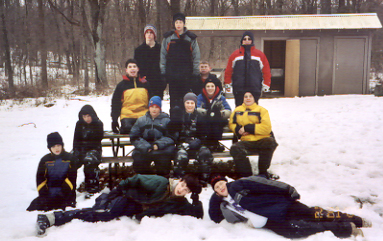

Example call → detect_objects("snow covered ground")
0 94 382 241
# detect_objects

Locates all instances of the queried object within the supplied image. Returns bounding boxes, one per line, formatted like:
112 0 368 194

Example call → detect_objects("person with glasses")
224 31 271 106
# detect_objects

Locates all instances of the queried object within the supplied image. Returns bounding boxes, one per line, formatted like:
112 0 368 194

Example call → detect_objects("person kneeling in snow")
36 174 203 236
27 132 78 211
72 105 104 194
209 175 371 239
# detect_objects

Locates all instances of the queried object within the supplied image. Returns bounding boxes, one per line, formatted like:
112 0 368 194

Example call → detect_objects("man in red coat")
224 31 271 106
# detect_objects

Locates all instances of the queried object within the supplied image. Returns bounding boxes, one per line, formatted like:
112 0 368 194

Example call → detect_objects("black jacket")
73 105 104 153
209 176 300 224
134 42 164 90
168 109 208 144
36 151 77 200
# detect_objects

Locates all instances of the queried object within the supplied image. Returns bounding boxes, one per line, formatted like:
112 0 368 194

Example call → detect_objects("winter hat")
173 12 186 24
183 92 197 105
204 78 217 89
47 132 64 149
182 174 202 194
241 31 254 45
144 24 157 40
149 96 162 109
78 104 99 122
210 175 228 190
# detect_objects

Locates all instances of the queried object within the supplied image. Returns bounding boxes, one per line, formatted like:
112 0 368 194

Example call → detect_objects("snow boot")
173 148 189 178
36 213 55 236
196 146 214 183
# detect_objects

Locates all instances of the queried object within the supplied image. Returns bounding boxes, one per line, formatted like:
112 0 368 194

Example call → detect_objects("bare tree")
0 0 14 96
38 0 48 89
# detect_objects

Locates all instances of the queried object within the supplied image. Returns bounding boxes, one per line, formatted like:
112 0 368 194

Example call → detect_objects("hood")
240 31 255 46
78 105 99 123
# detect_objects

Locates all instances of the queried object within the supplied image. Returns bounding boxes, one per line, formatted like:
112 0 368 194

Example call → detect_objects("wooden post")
285 39 300 97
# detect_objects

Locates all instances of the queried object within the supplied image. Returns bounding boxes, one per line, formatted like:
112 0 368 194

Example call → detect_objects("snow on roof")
186 13 382 31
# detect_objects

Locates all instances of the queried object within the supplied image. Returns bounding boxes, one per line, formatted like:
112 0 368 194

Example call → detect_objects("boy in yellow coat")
229 92 278 178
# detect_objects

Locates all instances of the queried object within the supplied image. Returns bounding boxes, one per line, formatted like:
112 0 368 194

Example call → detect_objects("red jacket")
224 46 271 94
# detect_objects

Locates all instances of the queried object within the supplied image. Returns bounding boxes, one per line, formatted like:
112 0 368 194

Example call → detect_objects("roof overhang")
186 13 382 31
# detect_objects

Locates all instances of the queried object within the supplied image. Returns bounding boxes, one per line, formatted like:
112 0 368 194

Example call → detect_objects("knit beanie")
148 96 162 109
183 92 197 105
173 12 186 24
47 132 64 149
144 24 157 40
210 175 228 190
204 78 217 89
241 31 255 45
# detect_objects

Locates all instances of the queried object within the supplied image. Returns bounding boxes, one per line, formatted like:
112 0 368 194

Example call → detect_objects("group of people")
27 12 371 239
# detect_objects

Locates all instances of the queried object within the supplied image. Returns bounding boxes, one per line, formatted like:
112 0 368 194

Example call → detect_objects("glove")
288 186 300 200
191 192 200 204
262 84 270 92
112 121 120 134
211 105 222 118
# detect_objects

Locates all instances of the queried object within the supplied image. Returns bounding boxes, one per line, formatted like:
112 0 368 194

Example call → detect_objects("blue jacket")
209 176 300 223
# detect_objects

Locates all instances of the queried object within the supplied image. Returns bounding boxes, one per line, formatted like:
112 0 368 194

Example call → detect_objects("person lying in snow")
27 132 78 211
36 174 203 236
208 175 371 239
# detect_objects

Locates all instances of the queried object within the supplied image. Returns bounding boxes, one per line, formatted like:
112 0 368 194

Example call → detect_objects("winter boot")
173 148 189 178
196 146 214 183
36 213 55 236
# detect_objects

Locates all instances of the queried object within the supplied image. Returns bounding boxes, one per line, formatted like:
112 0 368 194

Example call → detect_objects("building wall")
193 29 372 96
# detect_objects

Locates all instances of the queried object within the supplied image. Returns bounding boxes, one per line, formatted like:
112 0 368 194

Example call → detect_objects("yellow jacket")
229 103 272 142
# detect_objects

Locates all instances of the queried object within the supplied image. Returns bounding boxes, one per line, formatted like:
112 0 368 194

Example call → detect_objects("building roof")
186 13 382 31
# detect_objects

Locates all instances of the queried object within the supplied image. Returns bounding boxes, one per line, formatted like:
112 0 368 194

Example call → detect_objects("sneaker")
36 214 50 236
350 222 364 237
361 218 372 228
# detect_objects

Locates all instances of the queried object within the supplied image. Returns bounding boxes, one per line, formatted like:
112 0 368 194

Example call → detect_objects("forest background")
1 0 383 99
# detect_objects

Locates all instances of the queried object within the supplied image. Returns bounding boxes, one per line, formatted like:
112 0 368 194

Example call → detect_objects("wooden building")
186 13 382 97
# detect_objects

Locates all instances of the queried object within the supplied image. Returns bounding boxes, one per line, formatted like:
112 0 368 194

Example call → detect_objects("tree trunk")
321 0 332 14
208 0 216 61
85 0 109 89
38 0 48 89
170 0 180 16
0 0 14 97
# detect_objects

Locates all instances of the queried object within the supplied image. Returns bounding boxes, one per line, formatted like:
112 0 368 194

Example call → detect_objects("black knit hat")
241 31 254 45
173 12 186 24
182 174 202 194
210 175 228 190
204 78 216 89
47 132 64 149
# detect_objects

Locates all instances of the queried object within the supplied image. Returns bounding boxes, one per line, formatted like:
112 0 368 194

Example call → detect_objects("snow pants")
132 145 176 177
174 141 213 182
120 118 137 134
230 137 278 177
27 192 76 212
77 150 101 193
168 76 194 109
265 201 363 239
205 117 228 147
53 193 143 226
